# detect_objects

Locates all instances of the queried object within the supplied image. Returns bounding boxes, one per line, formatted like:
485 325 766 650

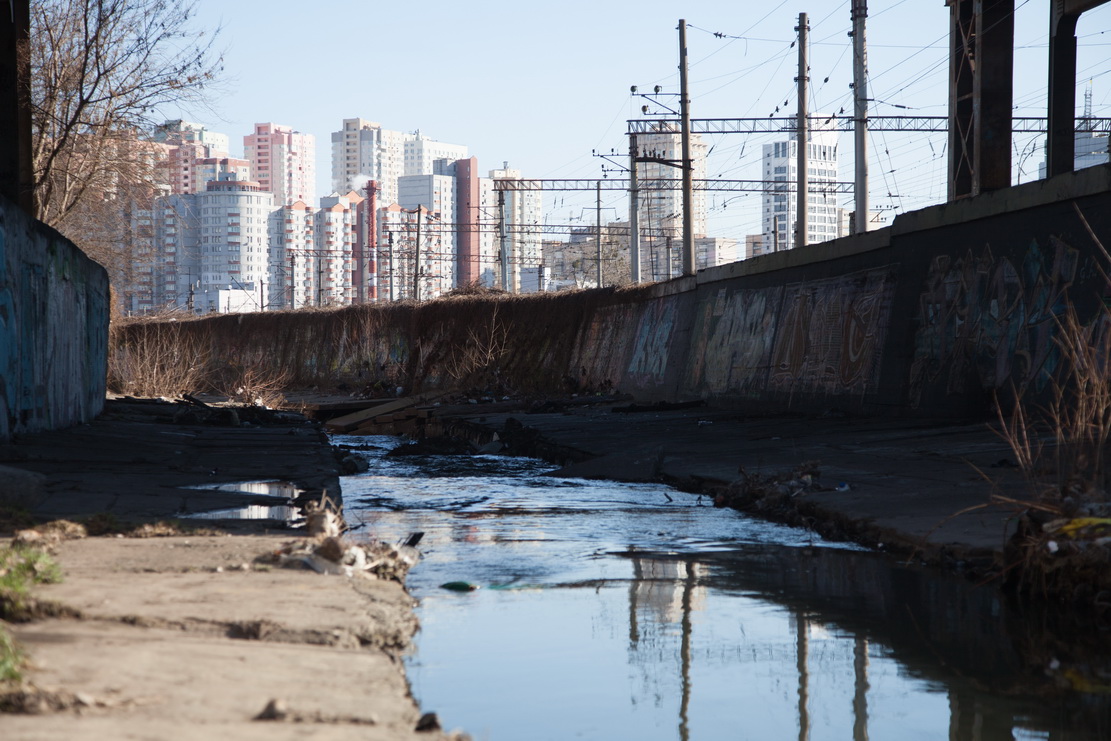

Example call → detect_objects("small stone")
255 698 289 721
416 712 442 732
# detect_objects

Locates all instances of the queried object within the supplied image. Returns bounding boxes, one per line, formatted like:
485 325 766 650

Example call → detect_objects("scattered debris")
11 521 87 551
719 462 825 511
0 685 128 714
253 697 378 725
258 496 419 582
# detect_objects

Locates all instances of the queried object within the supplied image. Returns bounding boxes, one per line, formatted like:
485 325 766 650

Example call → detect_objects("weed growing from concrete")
992 203 1111 607
0 626 24 683
0 545 63 622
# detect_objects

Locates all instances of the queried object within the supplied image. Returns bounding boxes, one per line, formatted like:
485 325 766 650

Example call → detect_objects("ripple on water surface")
337 434 1111 741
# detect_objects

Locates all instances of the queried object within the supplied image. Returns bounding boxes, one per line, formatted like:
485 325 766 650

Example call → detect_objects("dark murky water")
339 435 1111 741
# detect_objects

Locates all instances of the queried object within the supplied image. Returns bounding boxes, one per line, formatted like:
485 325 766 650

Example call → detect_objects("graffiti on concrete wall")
625 296 679 387
685 285 783 394
684 267 896 399
769 267 897 395
907 237 1079 407
572 303 641 389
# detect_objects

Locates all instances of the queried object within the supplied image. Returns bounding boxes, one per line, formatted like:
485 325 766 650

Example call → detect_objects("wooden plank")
324 391 448 433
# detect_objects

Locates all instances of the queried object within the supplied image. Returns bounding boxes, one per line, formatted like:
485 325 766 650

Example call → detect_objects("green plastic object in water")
440 581 479 592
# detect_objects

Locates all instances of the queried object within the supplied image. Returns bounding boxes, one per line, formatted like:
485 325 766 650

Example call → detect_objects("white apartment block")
488 164 542 292
313 193 363 306
152 120 230 153
404 131 469 178
476 177 499 287
377 203 445 301
331 118 406 205
269 200 315 309
153 120 231 196
198 176 274 311
635 128 708 281
398 170 457 298
151 193 201 311
244 123 316 207
330 119 466 208
761 119 844 253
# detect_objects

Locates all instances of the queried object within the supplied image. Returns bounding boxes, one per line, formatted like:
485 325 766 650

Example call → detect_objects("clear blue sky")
171 0 1111 243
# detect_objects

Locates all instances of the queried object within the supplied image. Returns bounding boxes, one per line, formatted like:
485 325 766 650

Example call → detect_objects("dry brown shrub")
107 318 212 397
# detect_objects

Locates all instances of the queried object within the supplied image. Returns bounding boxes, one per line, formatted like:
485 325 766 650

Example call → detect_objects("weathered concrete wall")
112 164 1111 420
1 195 110 441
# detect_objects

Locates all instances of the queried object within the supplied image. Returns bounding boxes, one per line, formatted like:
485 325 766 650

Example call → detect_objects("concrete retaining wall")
1 195 110 441
112 164 1111 420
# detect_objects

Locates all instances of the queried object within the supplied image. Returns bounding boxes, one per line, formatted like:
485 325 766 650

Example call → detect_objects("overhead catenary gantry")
492 178 853 193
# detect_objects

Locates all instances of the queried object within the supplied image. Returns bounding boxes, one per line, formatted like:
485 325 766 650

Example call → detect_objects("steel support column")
947 0 1014 200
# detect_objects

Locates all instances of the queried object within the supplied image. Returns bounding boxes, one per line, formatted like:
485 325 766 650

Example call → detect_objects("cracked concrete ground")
4 535 447 740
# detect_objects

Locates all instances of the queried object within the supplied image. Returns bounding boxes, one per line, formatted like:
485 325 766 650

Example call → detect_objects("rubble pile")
1004 508 1111 616
256 500 419 583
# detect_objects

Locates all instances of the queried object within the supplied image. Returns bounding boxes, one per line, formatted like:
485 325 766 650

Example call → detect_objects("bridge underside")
948 0 1111 198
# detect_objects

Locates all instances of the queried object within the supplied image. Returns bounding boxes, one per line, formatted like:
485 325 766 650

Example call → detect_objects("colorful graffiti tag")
685 285 783 395
769 268 897 395
907 238 1080 407
625 296 679 388
685 267 897 400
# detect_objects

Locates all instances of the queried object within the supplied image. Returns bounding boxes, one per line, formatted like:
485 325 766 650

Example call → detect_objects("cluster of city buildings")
122 115 870 315
119 100 1111 315
130 118 546 313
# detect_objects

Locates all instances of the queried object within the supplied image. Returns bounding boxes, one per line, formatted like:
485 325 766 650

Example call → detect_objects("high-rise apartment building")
635 127 708 281
331 118 407 205
197 175 274 311
313 193 363 306
269 200 315 309
244 123 316 207
760 118 844 253
330 119 466 207
153 120 230 196
489 164 542 292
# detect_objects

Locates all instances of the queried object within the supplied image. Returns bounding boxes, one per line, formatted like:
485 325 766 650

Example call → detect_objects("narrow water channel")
338 435 1111 741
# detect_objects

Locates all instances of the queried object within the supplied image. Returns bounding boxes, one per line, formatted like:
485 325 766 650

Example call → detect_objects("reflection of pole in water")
795 611 810 741
679 560 695 741
629 558 642 647
853 636 870 741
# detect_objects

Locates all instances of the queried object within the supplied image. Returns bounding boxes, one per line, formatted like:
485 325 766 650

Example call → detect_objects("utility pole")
796 12 809 250
498 190 510 292
628 133 640 283
851 1 869 233
596 181 603 288
413 206 422 302
387 231 395 301
678 18 695 276
289 253 295 308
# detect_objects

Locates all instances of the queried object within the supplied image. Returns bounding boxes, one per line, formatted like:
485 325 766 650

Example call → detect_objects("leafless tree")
29 0 222 294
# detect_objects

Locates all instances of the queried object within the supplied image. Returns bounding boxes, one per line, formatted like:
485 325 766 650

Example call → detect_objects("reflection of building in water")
630 558 705 626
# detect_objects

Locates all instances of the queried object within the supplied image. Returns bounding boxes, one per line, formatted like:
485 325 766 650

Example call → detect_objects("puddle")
187 480 305 497
182 503 303 522
340 435 1111 740
180 480 305 524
